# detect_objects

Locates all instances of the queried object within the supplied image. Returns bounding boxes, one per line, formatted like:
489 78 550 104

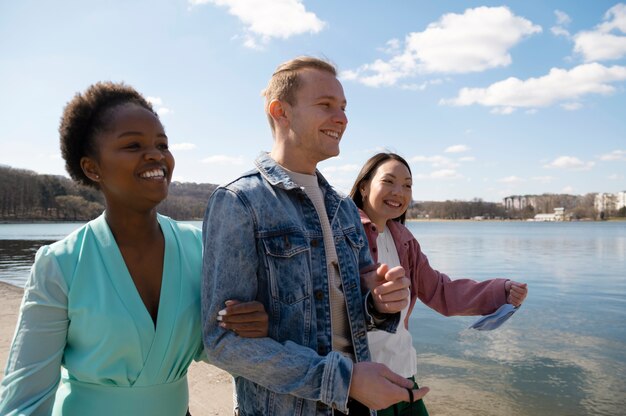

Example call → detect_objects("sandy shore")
0 282 234 415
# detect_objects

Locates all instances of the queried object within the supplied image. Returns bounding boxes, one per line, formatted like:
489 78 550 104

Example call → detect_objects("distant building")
531 207 565 222
595 191 626 214
504 195 537 210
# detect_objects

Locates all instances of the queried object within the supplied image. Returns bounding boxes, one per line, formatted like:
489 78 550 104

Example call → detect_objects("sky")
1 0 625 202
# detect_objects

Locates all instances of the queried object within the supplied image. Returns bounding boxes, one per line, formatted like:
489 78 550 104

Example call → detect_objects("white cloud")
445 144 470 153
551 10 571 37
490 106 516 115
321 164 361 173
599 149 626 161
410 155 458 169
430 169 460 179
441 63 626 110
608 173 624 180
574 3 626 61
561 102 582 110
415 169 462 179
377 38 401 54
343 6 541 87
459 156 476 162
201 154 245 164
551 26 570 37
170 143 197 151
146 96 163 106
555 10 572 26
191 0 325 48
498 176 524 183
562 185 575 193
398 78 443 91
532 176 555 183
544 156 595 170
146 96 172 116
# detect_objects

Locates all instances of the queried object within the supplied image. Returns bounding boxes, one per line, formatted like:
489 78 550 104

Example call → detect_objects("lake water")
1 221 625 415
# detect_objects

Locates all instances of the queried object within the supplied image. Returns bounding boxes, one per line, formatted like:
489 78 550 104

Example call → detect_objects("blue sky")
1 0 625 202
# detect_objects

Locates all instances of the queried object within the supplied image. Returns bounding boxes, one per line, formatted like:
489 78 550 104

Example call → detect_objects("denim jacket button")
311 239 319 247
314 290 324 300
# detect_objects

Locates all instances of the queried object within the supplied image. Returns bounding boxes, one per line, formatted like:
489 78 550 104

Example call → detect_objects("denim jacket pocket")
262 231 311 305
340 226 365 265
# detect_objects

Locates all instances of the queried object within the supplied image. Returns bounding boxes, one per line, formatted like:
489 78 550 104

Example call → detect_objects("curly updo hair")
59 81 157 188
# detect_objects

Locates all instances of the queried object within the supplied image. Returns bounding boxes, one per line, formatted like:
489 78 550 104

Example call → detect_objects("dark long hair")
349 152 412 224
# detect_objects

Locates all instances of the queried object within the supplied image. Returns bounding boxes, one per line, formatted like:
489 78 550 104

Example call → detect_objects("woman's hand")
217 300 269 338
504 281 528 307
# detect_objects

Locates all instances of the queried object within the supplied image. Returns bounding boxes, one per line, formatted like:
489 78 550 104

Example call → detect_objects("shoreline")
0 282 234 415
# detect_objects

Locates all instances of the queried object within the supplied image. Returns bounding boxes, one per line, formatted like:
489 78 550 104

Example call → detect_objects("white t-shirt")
367 227 418 377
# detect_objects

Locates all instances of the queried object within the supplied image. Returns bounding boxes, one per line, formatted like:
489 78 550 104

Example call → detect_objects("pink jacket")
360 210 508 329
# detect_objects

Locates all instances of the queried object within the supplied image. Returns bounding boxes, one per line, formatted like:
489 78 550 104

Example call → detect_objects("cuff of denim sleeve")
364 292 401 333
320 351 353 413
365 291 388 327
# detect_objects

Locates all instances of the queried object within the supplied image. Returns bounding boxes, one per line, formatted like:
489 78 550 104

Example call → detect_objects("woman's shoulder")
386 219 413 238
44 217 100 259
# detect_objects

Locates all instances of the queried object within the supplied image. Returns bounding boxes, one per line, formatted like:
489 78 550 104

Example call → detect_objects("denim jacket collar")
254 152 345 224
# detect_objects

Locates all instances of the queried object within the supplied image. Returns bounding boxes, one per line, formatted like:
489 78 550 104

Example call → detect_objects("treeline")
1 165 618 222
0 166 216 221
407 199 507 220
406 193 602 220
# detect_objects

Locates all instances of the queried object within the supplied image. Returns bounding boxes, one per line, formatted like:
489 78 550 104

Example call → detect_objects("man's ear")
269 99 289 128
80 157 100 183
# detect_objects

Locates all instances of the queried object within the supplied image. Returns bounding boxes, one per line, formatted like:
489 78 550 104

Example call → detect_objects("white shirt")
366 227 418 377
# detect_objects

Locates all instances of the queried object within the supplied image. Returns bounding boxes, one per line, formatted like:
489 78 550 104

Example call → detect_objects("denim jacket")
202 153 399 415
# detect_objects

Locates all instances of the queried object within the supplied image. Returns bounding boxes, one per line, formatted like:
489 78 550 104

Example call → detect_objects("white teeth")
140 169 165 178
322 130 339 138
385 200 401 207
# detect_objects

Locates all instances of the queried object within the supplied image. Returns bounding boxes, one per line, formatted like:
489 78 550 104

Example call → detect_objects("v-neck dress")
0 214 204 416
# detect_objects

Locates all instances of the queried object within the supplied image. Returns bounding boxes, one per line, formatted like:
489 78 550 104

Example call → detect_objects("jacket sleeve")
411 239 507 316
201 187 353 412
0 246 68 416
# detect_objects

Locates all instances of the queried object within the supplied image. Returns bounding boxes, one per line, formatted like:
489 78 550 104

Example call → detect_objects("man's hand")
369 264 410 314
504 281 528 307
217 300 269 338
349 362 429 410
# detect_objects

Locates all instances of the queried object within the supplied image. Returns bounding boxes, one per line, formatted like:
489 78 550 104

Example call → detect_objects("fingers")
360 263 379 275
383 265 405 282
350 362 431 410
409 387 430 402
372 276 411 313
507 282 528 307
220 300 266 318
217 300 269 338
380 365 414 389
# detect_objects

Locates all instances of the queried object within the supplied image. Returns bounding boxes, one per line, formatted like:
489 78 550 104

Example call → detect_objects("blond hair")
262 56 337 132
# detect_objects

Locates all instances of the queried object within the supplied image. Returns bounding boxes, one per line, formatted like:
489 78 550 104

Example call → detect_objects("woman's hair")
59 81 156 188
349 152 412 224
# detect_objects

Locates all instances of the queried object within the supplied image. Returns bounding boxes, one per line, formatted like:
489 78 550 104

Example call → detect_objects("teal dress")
0 214 204 416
